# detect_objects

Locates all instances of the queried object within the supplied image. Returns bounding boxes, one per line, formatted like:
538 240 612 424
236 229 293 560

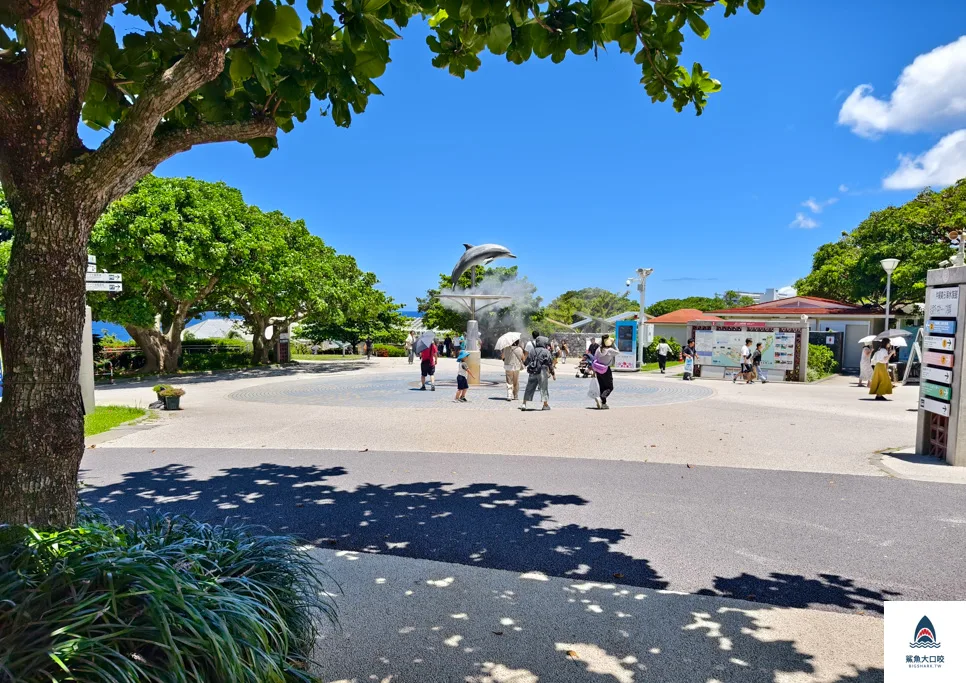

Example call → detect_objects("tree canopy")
646 290 754 317
796 182 965 307
544 287 632 325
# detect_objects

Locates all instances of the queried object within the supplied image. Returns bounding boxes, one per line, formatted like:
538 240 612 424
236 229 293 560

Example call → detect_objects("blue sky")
145 0 966 310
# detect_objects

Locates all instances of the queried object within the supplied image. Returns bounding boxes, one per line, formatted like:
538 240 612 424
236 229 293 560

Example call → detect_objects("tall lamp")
881 258 900 331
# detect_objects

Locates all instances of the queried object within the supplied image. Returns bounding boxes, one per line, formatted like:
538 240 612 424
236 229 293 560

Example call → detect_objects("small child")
455 350 473 402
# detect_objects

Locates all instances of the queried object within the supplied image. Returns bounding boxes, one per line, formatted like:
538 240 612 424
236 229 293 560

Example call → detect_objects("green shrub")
181 337 250 353
0 513 336 682
807 343 838 379
373 343 405 358
180 352 252 372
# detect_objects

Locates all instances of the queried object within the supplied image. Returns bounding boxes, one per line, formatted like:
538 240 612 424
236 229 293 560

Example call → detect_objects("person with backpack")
419 341 437 391
521 336 555 411
656 337 671 374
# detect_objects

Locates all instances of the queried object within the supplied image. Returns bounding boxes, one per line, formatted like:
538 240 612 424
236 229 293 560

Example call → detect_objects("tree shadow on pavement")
95 361 368 392
80 463 667 590
80 461 899 616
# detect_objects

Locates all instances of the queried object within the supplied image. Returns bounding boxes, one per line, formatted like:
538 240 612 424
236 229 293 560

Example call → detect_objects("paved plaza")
82 359 966 682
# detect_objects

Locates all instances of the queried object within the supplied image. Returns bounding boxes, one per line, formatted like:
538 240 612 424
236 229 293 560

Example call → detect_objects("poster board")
696 329 795 370
613 320 637 371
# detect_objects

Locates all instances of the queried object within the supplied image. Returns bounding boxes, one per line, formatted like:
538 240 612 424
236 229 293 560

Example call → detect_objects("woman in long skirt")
868 340 893 400
592 335 618 409
858 343 873 387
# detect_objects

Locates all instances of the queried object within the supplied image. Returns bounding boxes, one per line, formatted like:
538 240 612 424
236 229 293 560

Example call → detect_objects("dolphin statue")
451 244 516 289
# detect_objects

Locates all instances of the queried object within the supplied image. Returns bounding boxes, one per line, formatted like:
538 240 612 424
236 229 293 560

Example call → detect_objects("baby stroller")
575 353 595 378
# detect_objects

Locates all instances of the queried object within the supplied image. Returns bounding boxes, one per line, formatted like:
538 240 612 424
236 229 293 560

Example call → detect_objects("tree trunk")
247 315 270 364
127 324 183 374
0 200 93 527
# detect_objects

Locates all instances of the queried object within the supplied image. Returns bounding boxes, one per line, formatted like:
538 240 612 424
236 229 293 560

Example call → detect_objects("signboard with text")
85 272 122 283
927 286 960 318
923 382 953 401
924 335 955 351
614 320 637 371
926 319 957 335
924 350 955 368
85 282 123 293
921 396 951 417
922 365 953 385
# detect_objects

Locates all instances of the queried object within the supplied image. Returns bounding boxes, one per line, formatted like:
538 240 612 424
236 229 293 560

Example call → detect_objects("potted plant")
152 383 172 401
159 387 185 410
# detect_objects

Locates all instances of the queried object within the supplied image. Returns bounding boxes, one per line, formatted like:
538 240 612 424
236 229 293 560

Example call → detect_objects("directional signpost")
917 273 966 465
85 256 123 293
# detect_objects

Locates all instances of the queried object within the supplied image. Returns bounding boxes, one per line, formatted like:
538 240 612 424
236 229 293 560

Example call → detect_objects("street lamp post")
626 268 653 368
881 258 900 331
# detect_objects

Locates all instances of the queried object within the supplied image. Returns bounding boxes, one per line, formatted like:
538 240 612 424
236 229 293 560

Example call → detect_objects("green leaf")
687 13 710 39
617 31 636 53
594 0 632 25
81 100 113 130
487 23 512 54
748 0 765 15
86 80 107 102
269 5 302 43
248 136 278 158
308 0 323 12
428 9 448 27
254 0 276 35
229 49 253 82
354 47 387 78
363 0 392 12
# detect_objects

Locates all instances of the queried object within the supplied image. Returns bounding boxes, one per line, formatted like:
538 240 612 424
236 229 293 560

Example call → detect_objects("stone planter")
163 395 181 411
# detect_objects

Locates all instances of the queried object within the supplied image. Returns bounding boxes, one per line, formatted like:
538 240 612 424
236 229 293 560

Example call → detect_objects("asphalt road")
80 447 966 614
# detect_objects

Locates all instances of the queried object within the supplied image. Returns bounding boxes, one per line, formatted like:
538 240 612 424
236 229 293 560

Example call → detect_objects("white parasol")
495 331 522 351
857 335 877 344
890 337 908 348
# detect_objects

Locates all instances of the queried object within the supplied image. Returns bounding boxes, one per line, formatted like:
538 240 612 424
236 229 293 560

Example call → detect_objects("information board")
701 329 794 370
927 287 960 318
613 320 637 371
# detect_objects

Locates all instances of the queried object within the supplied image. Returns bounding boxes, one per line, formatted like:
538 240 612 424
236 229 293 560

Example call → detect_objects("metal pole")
885 271 892 331
637 277 646 368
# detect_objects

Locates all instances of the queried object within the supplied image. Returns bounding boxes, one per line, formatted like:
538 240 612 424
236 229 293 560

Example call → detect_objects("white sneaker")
594 397 602 409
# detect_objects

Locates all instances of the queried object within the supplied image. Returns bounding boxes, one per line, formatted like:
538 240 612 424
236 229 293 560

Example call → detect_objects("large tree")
796 182 964 307
90 176 264 372
299 256 405 347
219 210 341 364
0 0 762 524
544 287 632 325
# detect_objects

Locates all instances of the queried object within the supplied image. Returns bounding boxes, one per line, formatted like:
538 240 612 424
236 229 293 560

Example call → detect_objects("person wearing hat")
592 334 618 409
454 350 474 403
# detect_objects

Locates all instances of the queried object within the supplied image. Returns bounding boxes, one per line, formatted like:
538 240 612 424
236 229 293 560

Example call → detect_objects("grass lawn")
85 405 147 437
292 354 365 361
640 360 685 372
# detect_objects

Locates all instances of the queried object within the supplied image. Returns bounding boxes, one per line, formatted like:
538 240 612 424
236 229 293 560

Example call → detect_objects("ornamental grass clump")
0 513 337 682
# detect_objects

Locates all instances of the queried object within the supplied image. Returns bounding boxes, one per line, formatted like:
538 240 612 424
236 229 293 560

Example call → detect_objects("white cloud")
839 184 849 193
801 197 839 213
838 35 966 138
790 213 819 229
883 129 966 190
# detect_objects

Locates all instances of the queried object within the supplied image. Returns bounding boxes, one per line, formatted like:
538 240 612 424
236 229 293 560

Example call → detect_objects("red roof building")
646 308 723 324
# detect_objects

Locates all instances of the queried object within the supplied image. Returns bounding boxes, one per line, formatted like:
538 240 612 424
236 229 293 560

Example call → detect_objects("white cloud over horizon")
839 184 849 193
838 35 966 138
883 129 966 190
790 213 819 229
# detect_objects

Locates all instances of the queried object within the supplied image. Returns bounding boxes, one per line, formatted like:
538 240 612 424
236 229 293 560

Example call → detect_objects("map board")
694 329 795 370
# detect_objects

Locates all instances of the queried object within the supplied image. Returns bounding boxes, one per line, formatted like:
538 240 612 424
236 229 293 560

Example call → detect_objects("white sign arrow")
85 272 122 283
85 282 123 292
87 264 97 273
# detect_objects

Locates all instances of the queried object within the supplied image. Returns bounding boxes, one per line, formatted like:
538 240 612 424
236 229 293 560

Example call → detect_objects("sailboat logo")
910 615 941 648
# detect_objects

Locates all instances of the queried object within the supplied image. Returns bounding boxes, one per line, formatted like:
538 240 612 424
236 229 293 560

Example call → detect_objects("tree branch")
140 118 278 170
86 0 254 179
20 0 71 115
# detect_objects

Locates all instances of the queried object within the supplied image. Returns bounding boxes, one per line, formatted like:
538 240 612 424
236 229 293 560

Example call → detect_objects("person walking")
587 337 600 356
419 340 437 391
858 342 873 388
592 334 618 409
734 338 753 384
365 336 374 361
752 342 767 383
656 337 671 374
443 335 452 358
868 340 894 401
561 340 570 364
454 350 474 403
405 332 416 365
458 334 466 356
682 338 696 380
525 330 538 356
502 339 525 401
522 336 555 411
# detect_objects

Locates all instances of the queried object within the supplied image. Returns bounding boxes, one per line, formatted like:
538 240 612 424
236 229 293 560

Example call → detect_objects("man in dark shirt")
682 338 696 380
